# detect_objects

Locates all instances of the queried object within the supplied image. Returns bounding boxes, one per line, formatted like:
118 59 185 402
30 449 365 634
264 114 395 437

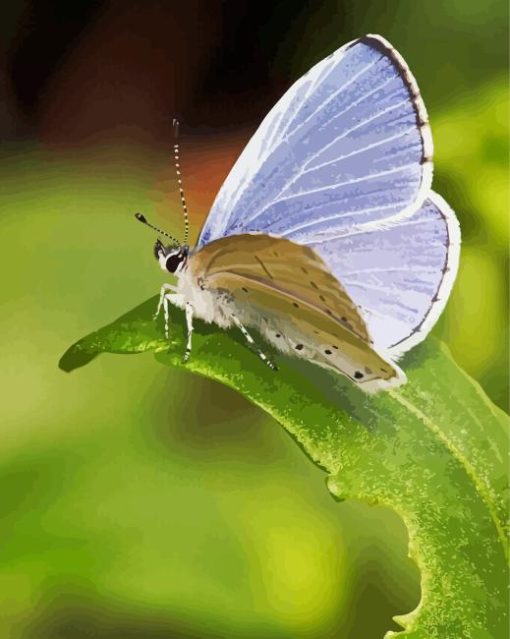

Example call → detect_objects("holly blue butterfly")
136 34 460 392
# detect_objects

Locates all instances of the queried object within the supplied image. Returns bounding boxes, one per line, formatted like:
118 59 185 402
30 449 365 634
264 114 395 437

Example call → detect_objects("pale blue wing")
198 34 432 247
303 192 461 355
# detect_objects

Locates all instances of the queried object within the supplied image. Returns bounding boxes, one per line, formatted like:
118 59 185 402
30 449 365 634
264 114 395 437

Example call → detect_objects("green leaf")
60 297 509 638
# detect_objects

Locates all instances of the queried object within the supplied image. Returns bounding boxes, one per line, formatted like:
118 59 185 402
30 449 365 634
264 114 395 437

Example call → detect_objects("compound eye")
165 253 182 273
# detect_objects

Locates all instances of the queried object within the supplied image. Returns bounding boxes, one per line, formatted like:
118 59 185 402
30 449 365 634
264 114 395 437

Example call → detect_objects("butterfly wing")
196 34 459 354
188 234 406 391
301 192 461 355
198 34 432 247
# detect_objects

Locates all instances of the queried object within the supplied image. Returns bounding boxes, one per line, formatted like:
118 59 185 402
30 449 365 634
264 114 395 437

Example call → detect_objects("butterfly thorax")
177 255 235 328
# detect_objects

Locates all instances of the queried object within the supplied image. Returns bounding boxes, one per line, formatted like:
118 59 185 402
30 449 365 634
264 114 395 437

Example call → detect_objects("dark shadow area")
59 348 100 373
18 587 255 639
147 371 274 459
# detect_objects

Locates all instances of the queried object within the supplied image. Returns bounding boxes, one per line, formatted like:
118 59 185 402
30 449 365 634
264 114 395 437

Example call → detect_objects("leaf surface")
60 297 509 638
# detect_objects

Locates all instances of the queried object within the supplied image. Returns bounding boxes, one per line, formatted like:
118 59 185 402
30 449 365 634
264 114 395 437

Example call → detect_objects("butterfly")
135 34 460 393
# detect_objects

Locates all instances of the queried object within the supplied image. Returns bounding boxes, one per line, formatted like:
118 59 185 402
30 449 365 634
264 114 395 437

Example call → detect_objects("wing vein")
264 162 418 203
305 125 418 173
342 265 439 276
309 218 427 244
280 200 409 238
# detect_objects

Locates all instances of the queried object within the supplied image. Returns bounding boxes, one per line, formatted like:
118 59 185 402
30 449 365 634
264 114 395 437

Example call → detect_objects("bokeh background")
0 1 508 637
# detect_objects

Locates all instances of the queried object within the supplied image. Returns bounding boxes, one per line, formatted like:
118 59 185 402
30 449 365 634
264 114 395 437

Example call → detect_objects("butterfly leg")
231 315 277 371
160 292 185 340
183 302 194 363
155 283 178 320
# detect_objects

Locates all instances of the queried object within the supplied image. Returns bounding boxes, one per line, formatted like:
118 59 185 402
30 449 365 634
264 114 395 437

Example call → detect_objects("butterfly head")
154 239 189 274
135 212 189 275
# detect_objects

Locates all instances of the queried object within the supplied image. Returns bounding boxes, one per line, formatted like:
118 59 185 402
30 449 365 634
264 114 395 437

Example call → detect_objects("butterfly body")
139 34 460 392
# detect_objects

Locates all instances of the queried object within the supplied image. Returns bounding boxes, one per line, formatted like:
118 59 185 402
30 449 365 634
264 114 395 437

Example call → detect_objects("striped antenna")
172 118 190 244
134 212 180 246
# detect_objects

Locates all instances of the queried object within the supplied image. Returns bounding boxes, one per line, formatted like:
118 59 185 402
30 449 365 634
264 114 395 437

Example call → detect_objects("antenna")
172 118 190 244
134 212 180 246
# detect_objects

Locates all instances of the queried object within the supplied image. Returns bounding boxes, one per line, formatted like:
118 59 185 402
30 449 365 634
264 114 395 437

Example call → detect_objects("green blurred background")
0 1 507 637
